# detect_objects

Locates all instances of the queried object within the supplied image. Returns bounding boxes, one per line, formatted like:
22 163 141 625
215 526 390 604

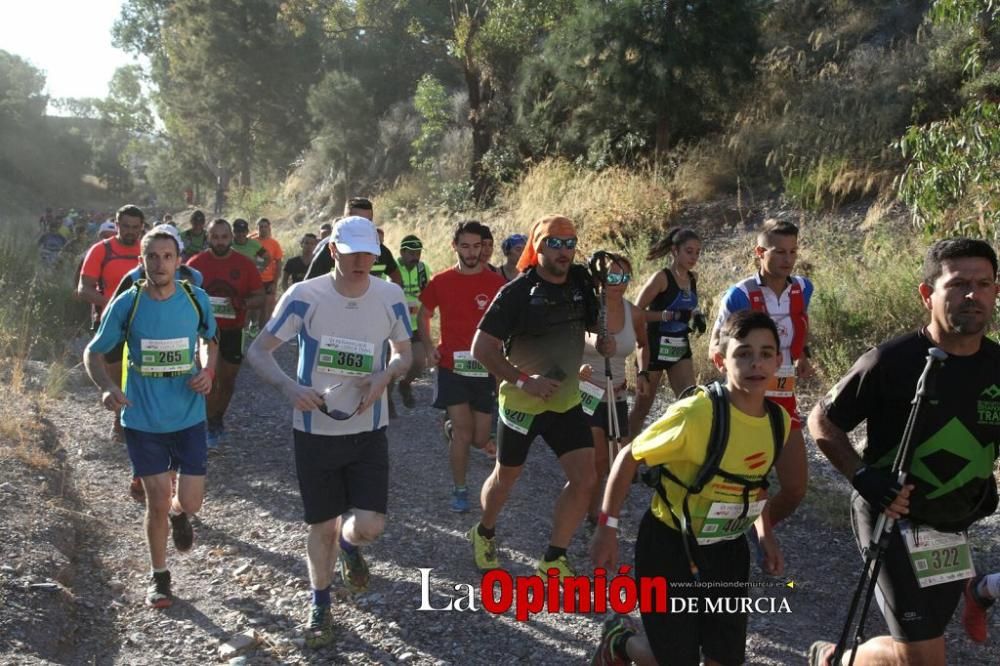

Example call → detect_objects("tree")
307 70 377 199
517 0 761 167
0 51 47 127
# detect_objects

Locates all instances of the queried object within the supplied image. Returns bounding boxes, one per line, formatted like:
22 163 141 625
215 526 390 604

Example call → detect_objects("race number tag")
900 522 975 588
139 338 193 376
317 337 375 376
209 296 236 319
657 336 689 363
453 351 488 378
695 500 766 545
499 406 536 435
579 380 606 416
765 364 796 398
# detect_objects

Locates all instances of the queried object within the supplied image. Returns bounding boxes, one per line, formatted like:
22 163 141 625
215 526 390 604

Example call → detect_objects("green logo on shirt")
977 384 1000 424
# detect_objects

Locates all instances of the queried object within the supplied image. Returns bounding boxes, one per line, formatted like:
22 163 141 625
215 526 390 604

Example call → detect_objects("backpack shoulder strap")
764 399 786 464
123 281 144 341
177 280 208 335
690 381 730 493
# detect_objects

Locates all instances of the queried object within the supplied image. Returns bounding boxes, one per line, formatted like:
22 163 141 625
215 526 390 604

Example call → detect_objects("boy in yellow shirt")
590 310 791 666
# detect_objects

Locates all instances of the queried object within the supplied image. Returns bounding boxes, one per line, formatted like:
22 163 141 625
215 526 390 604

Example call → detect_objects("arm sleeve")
86 292 131 354
711 286 750 337
194 289 217 340
387 285 412 342
80 243 105 280
266 286 306 341
477 283 518 341
630 399 695 466
820 346 881 433
418 276 439 312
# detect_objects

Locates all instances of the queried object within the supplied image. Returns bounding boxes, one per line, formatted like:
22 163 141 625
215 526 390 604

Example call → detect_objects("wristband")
515 372 530 389
598 512 619 529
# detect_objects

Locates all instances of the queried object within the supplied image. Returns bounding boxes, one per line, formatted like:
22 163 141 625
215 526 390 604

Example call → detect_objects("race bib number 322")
317 337 376 376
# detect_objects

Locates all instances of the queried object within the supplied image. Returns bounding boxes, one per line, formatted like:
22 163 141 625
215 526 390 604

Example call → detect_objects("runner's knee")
352 513 385 543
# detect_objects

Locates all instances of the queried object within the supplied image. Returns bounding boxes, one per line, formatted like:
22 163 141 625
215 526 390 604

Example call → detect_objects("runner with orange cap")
468 214 611 579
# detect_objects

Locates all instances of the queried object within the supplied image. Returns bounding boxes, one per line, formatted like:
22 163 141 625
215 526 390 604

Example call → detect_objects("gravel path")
0 344 997 665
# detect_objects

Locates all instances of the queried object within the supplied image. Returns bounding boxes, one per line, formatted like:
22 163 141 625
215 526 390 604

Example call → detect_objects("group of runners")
70 196 999 664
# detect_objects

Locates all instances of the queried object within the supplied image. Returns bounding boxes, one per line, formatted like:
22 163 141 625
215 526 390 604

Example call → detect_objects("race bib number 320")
317 337 375 376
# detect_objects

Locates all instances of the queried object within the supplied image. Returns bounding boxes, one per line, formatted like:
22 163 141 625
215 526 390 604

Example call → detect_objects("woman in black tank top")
629 228 703 436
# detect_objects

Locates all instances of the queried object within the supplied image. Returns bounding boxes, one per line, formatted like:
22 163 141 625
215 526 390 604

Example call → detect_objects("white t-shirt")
267 274 411 435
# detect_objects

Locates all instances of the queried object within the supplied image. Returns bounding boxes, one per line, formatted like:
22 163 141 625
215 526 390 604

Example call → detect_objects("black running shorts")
496 404 592 467
850 492 964 642
432 367 496 414
218 328 244 364
293 428 389 524
585 399 629 440
635 509 750 666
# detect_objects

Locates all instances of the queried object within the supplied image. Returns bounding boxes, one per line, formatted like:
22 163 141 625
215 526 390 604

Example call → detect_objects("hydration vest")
97 239 141 293
400 262 429 326
739 275 809 361
642 382 785 578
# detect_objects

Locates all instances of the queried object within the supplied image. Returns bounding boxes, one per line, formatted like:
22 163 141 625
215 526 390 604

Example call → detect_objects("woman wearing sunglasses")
629 228 704 436
579 252 650 524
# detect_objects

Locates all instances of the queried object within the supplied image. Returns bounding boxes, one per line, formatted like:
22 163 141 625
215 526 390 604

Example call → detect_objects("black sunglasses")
317 383 361 420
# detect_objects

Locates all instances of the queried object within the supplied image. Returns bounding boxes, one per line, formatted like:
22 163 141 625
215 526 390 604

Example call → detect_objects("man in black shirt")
282 233 318 289
807 238 1000 666
304 198 402 287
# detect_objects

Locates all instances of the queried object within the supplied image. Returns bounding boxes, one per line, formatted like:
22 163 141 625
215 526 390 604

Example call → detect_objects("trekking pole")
589 251 619 472
831 347 947 666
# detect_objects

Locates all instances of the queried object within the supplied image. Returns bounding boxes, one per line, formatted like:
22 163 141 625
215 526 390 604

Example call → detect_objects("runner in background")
499 233 526 283
395 234 429 408
480 226 499 273
252 217 284 330
181 210 208 260
282 233 319 289
76 204 145 441
187 219 264 447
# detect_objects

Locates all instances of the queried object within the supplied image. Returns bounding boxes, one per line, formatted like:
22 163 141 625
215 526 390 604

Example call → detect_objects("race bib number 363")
317 337 376 376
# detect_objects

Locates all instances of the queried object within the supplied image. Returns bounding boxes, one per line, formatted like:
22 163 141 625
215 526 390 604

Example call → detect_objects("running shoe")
591 614 639 666
305 603 335 648
536 554 575 581
145 570 173 609
169 511 194 552
450 487 470 513
807 640 836 666
468 524 499 571
398 381 415 408
129 476 145 503
962 574 994 643
338 548 370 594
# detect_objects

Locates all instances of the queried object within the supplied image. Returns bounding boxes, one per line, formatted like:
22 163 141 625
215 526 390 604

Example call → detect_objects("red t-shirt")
187 250 263 329
420 267 505 370
80 237 142 296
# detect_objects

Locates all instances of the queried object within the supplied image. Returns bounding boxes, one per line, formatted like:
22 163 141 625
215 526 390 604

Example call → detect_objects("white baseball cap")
333 216 380 256
99 221 117 234
148 223 185 254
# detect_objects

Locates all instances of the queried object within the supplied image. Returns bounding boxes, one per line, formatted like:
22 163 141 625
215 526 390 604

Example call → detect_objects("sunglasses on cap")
605 272 631 286
543 237 578 250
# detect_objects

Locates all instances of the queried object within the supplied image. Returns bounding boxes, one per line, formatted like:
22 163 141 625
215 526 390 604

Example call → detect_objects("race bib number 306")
209 296 236 319
454 351 488 378
317 337 376 376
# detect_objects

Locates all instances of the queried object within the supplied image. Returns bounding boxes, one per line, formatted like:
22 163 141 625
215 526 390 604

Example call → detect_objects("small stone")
398 652 415 662
233 563 252 576
291 638 306 649
217 630 259 660
227 658 248 666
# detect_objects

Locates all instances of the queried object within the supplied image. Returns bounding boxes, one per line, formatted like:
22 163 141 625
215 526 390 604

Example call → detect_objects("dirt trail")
0 343 997 665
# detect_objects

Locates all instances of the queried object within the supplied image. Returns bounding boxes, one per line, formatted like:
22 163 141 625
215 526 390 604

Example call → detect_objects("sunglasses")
605 272 631 286
544 237 578 250
317 383 361 420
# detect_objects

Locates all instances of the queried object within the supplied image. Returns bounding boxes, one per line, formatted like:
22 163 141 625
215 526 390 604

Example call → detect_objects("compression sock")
977 573 1000 602
543 546 567 562
338 535 357 554
477 523 496 539
312 585 332 607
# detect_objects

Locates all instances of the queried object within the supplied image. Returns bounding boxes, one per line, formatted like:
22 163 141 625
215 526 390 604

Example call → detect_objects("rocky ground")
0 341 997 665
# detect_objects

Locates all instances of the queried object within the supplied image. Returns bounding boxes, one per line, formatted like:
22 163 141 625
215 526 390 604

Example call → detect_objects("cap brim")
334 241 380 256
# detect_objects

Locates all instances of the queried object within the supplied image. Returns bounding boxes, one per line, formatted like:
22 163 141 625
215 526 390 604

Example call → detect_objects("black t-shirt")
284 255 309 284
478 265 599 411
821 329 1000 531
304 240 398 281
